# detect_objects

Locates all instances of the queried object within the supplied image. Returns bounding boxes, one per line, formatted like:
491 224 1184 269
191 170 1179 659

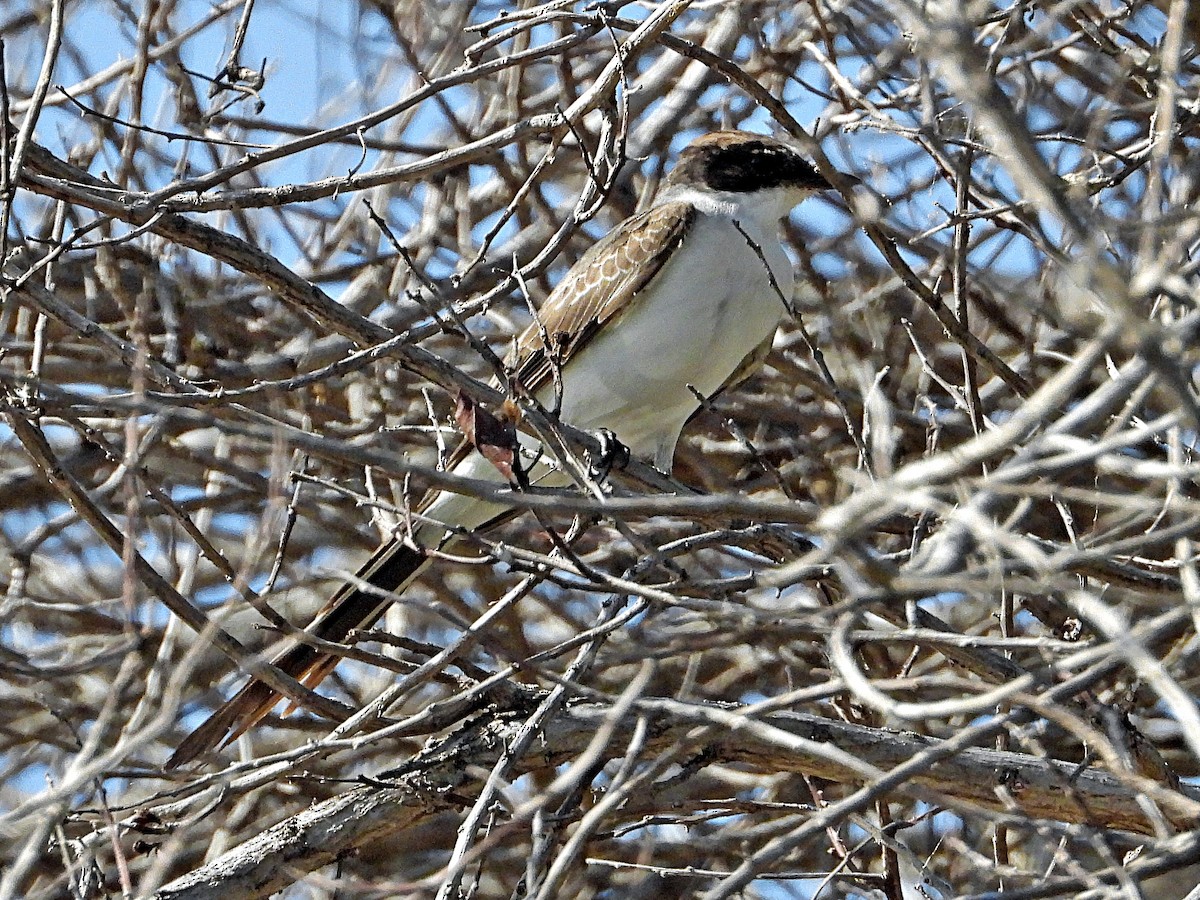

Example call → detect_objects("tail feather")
170 442 525 769
167 539 431 768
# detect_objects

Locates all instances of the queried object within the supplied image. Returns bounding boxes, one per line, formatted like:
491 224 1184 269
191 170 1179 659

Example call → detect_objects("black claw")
587 428 630 481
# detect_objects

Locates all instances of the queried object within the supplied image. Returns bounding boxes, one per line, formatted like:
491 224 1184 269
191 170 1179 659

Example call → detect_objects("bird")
168 130 837 768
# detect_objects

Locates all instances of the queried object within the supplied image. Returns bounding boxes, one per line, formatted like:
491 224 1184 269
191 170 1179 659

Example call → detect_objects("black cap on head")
662 131 832 196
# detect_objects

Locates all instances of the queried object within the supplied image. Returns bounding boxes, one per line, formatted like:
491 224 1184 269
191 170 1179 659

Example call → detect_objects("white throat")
663 184 811 232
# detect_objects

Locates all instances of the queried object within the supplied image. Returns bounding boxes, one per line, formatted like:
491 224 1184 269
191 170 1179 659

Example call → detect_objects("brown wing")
509 201 695 394
426 201 696 478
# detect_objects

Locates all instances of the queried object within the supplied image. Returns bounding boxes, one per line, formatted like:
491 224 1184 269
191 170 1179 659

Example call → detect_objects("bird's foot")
587 428 630 482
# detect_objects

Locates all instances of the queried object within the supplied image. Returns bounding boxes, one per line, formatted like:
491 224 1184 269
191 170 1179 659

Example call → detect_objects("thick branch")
153 701 1199 899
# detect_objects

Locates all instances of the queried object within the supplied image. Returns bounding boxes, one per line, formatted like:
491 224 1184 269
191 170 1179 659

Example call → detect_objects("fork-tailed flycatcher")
169 131 837 767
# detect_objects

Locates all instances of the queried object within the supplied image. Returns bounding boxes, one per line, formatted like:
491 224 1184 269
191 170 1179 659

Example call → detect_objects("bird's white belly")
548 212 789 466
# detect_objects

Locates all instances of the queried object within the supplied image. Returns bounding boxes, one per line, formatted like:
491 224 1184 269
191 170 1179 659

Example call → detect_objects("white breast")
547 207 791 469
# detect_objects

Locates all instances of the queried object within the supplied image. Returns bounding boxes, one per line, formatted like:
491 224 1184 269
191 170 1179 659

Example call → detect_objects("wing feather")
509 201 695 394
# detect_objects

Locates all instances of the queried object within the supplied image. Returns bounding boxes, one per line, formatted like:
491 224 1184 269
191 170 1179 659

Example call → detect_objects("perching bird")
169 131 838 767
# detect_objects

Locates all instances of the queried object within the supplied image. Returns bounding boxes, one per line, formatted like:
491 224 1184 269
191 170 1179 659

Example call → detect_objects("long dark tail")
167 539 432 768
